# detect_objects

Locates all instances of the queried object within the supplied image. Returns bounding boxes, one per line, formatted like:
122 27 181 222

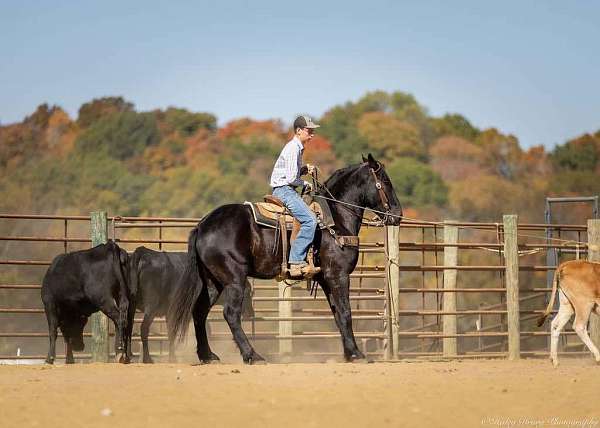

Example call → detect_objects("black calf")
41 240 130 364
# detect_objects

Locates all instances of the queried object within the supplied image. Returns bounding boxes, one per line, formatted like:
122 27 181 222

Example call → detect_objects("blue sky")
1 0 599 149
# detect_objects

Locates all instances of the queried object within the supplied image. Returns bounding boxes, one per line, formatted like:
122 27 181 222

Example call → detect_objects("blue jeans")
272 185 317 264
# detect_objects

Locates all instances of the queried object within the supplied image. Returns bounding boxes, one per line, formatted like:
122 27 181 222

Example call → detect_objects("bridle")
367 162 391 222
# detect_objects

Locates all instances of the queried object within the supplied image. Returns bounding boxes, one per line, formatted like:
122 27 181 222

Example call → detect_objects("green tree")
77 97 134 128
387 157 448 207
161 107 217 136
75 111 160 160
316 106 370 164
550 134 599 171
430 113 480 141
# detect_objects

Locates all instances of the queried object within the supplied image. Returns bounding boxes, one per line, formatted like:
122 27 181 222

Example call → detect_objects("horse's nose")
386 208 403 226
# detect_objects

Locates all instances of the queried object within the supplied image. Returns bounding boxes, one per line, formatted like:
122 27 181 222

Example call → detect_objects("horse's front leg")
319 275 365 362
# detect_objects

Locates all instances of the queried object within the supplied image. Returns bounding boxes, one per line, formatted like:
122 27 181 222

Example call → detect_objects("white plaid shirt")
269 136 304 188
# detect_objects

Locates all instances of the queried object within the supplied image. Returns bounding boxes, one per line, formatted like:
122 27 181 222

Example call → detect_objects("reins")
310 163 399 226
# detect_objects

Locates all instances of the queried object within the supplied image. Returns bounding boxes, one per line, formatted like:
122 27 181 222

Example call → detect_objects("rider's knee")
305 214 317 231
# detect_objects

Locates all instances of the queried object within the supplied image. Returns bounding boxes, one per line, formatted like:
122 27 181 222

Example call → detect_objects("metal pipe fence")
1 212 597 362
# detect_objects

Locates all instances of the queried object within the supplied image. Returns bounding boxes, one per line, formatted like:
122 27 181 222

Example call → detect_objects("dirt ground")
0 359 599 428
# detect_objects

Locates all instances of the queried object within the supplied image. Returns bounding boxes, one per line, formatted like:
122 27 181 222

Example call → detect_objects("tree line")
1 91 599 223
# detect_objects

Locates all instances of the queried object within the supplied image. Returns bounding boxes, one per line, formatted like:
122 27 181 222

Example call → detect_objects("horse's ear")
367 153 378 168
361 154 368 163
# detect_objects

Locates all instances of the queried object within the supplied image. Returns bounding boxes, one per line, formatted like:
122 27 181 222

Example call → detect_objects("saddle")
244 193 359 281
245 195 333 230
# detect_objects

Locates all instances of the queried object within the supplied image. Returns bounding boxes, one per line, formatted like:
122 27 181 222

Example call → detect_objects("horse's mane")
323 163 363 190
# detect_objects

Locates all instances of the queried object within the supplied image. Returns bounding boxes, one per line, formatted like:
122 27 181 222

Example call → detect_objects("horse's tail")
537 265 560 327
168 227 204 343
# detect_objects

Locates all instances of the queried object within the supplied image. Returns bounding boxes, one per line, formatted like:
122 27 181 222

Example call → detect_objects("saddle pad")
244 201 293 230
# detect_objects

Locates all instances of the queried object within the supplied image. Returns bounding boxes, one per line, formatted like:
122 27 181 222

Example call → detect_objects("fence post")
90 211 110 362
443 222 458 357
587 219 600 347
385 225 401 359
278 281 292 357
503 214 520 360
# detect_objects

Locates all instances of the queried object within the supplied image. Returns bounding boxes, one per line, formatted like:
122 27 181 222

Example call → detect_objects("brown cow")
537 260 600 367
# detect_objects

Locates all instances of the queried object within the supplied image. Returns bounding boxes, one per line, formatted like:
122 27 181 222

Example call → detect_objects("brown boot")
289 263 321 278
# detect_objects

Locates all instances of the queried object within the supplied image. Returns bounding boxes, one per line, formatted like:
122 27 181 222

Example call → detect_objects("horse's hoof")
142 358 154 364
65 359 75 365
244 353 266 365
197 359 221 365
196 352 220 365
117 353 130 364
552 359 559 368
345 351 367 363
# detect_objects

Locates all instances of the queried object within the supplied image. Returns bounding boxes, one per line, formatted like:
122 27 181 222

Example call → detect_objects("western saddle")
244 193 359 281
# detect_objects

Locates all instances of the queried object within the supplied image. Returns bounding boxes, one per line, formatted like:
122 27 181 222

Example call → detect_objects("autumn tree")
428 136 486 182
475 128 523 180
357 112 425 161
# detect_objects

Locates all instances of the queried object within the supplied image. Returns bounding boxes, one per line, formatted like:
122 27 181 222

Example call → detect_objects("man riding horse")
269 115 321 278
169 118 403 364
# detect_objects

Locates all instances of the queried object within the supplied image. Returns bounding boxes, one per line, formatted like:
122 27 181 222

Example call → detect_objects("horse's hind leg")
222 281 264 364
140 310 157 363
192 284 221 364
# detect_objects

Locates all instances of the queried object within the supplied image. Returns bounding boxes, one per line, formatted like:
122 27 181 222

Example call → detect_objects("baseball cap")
293 115 320 130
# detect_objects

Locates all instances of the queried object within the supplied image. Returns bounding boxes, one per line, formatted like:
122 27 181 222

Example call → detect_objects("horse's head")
360 153 403 226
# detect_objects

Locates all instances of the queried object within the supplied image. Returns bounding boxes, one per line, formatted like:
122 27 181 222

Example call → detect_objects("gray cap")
294 115 320 130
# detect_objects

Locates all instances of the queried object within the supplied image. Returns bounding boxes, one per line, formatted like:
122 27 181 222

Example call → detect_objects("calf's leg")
65 341 75 364
550 290 573 368
572 301 600 364
44 301 58 364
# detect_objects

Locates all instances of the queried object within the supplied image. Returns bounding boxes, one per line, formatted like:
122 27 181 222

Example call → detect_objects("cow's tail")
168 227 204 343
537 266 560 327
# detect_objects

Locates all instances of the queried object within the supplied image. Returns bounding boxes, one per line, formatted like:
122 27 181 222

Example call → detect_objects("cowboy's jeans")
272 185 317 264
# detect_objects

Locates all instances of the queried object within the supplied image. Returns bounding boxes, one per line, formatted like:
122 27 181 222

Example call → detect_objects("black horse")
168 154 402 364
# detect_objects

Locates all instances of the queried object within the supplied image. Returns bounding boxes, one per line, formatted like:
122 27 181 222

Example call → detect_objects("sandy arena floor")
0 359 599 428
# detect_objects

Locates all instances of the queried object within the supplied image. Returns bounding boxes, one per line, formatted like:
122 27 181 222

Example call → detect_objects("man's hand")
303 180 314 192
300 164 316 176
